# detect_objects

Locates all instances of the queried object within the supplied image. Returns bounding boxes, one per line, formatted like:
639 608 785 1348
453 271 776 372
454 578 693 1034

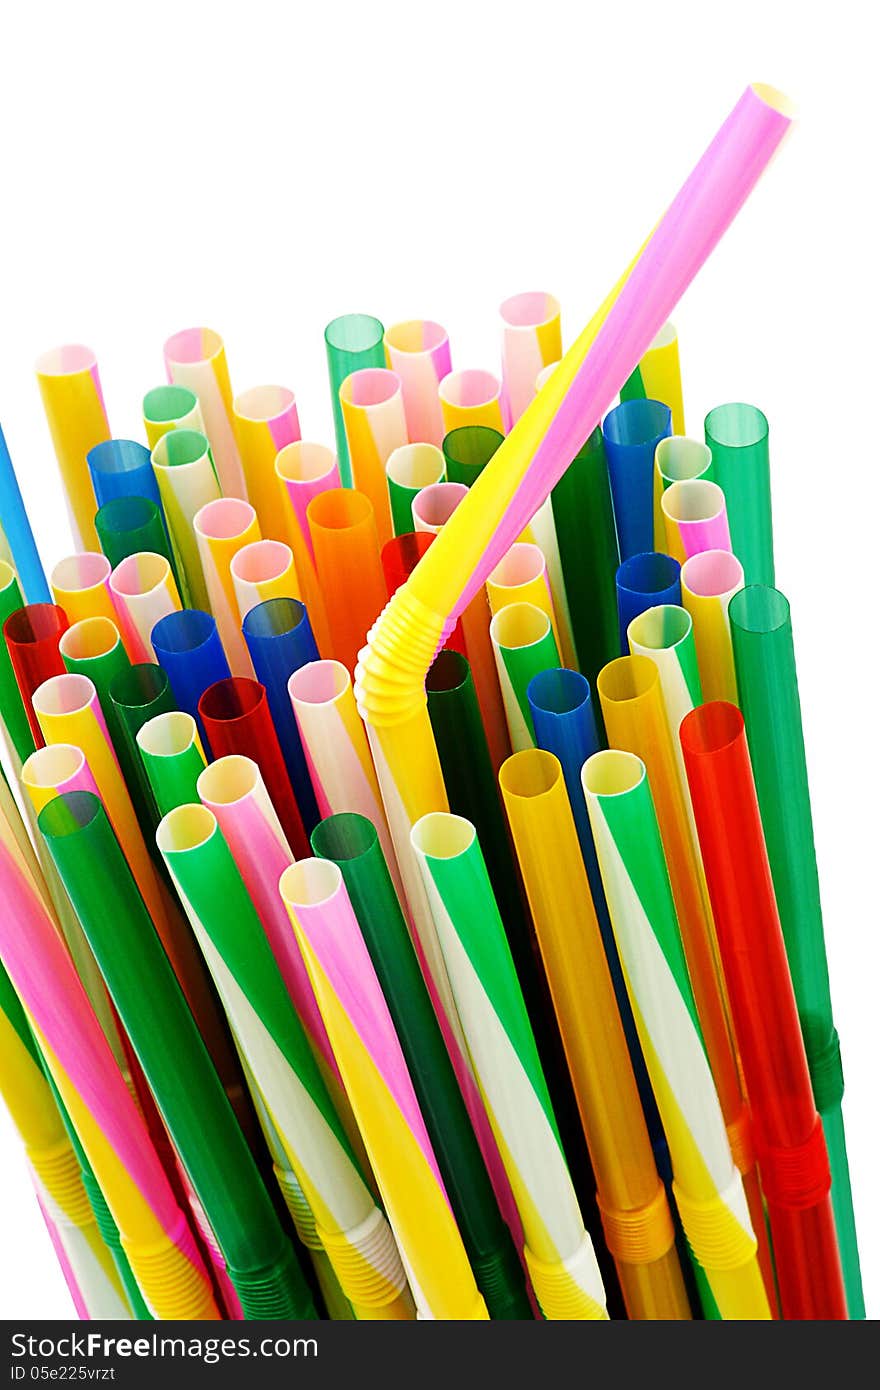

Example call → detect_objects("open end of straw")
31 673 94 719
751 83 797 118
143 385 198 424
411 812 475 859
412 482 467 530
276 442 337 484
279 858 341 908
339 368 400 409
681 548 743 599
490 601 550 651
616 552 680 598
728 585 790 635
655 436 711 484
498 748 562 800
627 605 692 652
704 402 769 450
35 345 97 377
442 425 503 473
197 755 260 807
307 488 372 531
97 495 158 532
152 609 215 654
310 812 376 863
662 479 724 523
87 441 152 478
488 542 544 589
499 292 560 330
195 498 256 541
288 660 349 707
51 553 111 594
164 327 222 367
4 604 68 646
596 655 657 705
242 596 307 642
647 322 677 351
231 541 292 586
527 666 590 717
0 560 15 590
604 398 671 447
156 803 216 855
426 649 468 695
233 385 295 422
324 314 384 355
384 320 448 355
22 744 86 790
137 711 197 758
386 444 445 490
582 748 645 797
59 616 119 663
199 676 262 724
438 369 500 409
679 701 744 758
382 532 433 584
151 430 210 469
110 663 169 710
110 552 170 598
38 789 102 839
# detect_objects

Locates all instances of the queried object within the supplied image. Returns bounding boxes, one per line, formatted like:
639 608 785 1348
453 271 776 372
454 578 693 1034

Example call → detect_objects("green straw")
490 603 560 751
312 811 533 1321
95 496 174 573
730 585 863 1318
324 314 385 489
108 664 177 831
39 790 317 1320
385 444 446 536
549 427 619 688
441 426 504 486
136 711 207 818
0 562 37 765
704 404 773 586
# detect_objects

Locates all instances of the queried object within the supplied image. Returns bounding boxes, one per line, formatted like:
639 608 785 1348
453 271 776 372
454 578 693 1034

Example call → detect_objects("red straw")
680 700 847 1320
381 533 466 655
3 604 69 746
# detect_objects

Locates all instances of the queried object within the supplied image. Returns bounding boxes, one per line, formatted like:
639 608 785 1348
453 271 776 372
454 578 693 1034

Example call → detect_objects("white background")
1 0 877 1319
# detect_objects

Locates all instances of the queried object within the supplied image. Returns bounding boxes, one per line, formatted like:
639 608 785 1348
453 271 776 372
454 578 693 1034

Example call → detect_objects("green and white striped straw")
489 601 561 751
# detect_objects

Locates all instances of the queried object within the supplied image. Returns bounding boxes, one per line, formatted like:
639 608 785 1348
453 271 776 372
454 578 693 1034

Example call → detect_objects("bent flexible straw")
441 425 503 486
582 751 771 1319
487 541 562 657
198 676 309 858
0 833 219 1318
730 586 864 1317
231 540 300 622
616 553 682 654
137 711 207 819
50 552 117 629
653 436 714 550
619 323 685 435
661 479 731 565
383 320 451 446
41 791 316 1319
232 386 300 540
489 603 560 752
0 565 36 763
142 385 204 449
704 403 773 585
411 812 606 1320
274 441 338 654
280 857 489 1320
385 444 446 536
241 598 320 833
289 660 404 905
151 608 230 742
500 293 562 427
604 400 673 562
325 314 386 489
0 424 49 602
150 430 221 610
307 488 387 675
314 813 531 1320
438 369 504 434
164 328 246 498
339 368 406 546
4 603 69 746
158 803 413 1322
680 548 743 703
193 498 260 676
680 704 847 1320
96 496 173 572
108 551 182 663
498 749 689 1319
35 345 110 549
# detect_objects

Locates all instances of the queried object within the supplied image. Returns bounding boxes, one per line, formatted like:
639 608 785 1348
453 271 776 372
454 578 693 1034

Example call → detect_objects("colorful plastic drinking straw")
151 609 231 743
164 328 246 499
524 497 576 668
274 441 339 655
411 811 607 1320
486 541 563 658
307 488 387 675
232 386 301 541
385 444 447 537
197 676 309 858
150 429 221 610
231 541 300 623
616 552 682 655
680 703 847 1321
438 369 504 434
603 399 673 562
142 385 205 449
661 479 731 565
619 322 685 434
35 345 110 550
87 440 162 513
108 552 182 664
50 552 117 629
157 801 413 1322
0 564 37 764
0 424 49 602
105 663 175 820
57 617 136 809
289 660 405 905
680 548 743 704
499 293 562 428
241 597 321 834
313 812 532 1321
96 496 173 573
441 425 503 486
410 480 468 535
193 497 260 677
40 790 316 1320
730 585 864 1317
324 314 386 489
498 748 690 1319
704 403 773 586
137 711 207 819
383 321 452 447
653 436 714 550
626 604 703 821
489 603 561 752
582 751 771 1319
4 603 69 746
280 857 489 1320
0 833 219 1319
338 367 406 547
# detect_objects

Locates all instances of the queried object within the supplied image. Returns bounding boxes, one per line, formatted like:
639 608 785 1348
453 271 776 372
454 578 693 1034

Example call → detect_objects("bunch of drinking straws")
0 82 864 1322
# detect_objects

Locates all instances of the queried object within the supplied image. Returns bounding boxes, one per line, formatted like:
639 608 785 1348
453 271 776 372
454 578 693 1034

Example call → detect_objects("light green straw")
489 602 561 751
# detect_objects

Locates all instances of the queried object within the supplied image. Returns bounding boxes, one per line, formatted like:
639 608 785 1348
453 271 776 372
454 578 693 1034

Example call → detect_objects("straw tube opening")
198 676 263 724
425 649 468 695
596 654 659 706
384 320 448 355
681 549 743 599
276 442 337 485
110 552 171 598
728 585 790 634
410 811 475 859
156 803 217 855
194 497 256 541
310 812 376 863
339 369 400 409
604 398 671 447
150 430 211 470
527 666 590 717
231 540 293 586
37 789 102 838
704 403 769 450
31 672 94 720
490 602 551 651
279 858 342 909
655 437 712 484
21 743 87 789
499 292 561 331
307 488 372 531
34 345 97 377
242 597 308 642
498 747 562 800
288 660 349 706
110 663 170 710
627 604 692 652
438 369 500 409
386 444 445 490
412 482 467 531
488 542 545 590
51 553 111 594
137 710 199 759
233 385 295 422
197 754 260 807
164 327 223 366
662 479 725 524
58 616 120 662
617 552 680 600
143 385 199 425
679 701 744 757
325 315 383 355
151 609 215 654
581 748 646 798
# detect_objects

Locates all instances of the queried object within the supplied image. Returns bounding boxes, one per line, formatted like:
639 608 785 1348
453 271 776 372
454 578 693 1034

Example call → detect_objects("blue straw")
616 551 681 653
0 424 50 602
602 398 671 561
151 609 230 746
